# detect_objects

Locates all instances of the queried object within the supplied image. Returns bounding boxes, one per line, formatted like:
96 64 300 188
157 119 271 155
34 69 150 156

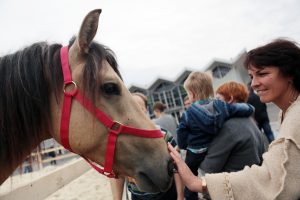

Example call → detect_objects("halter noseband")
59 46 163 178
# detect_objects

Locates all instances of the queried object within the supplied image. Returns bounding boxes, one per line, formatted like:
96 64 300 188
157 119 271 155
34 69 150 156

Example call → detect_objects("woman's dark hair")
153 102 166 112
244 39 300 92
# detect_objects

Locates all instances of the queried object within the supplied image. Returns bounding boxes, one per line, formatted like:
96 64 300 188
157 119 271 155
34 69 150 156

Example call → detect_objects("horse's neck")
0 43 58 185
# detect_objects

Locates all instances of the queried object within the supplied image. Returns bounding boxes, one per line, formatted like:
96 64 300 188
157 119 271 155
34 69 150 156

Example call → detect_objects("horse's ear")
70 9 101 57
77 9 102 54
69 9 101 66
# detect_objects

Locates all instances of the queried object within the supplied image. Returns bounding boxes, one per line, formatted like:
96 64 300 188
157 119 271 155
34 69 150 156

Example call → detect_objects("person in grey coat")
152 102 178 140
200 117 266 173
202 81 266 173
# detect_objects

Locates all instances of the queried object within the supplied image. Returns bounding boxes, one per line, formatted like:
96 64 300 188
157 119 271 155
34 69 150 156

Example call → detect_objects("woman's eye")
258 72 267 77
102 83 120 95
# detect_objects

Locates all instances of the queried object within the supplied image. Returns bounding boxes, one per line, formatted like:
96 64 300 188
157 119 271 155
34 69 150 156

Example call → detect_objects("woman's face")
248 65 291 107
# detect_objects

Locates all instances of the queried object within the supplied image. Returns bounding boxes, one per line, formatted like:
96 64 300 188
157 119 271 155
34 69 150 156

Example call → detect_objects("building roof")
128 85 148 95
205 60 231 71
148 78 174 92
128 52 248 92
174 69 193 85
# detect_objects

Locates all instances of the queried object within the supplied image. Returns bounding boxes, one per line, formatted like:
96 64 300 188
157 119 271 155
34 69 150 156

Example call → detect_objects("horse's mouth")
86 158 172 193
134 171 172 193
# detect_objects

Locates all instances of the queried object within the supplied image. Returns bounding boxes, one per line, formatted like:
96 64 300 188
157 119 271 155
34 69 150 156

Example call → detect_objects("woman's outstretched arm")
168 143 203 193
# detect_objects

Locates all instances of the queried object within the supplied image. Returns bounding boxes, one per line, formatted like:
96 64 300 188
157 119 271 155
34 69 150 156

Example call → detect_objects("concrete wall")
0 158 91 200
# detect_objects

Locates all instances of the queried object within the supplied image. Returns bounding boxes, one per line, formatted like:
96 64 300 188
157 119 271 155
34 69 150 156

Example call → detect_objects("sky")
1 0 300 88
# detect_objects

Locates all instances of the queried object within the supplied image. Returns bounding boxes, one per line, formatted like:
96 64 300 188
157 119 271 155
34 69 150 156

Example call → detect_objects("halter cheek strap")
59 46 163 178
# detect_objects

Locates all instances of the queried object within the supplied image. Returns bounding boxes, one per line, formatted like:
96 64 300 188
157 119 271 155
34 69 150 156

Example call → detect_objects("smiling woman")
246 41 300 115
168 39 300 200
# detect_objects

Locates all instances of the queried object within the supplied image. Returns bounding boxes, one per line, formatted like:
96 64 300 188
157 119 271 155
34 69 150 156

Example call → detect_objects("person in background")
247 83 275 143
110 93 183 200
152 102 178 140
200 81 266 174
23 156 33 173
177 72 254 200
183 96 191 109
168 39 300 199
48 145 57 165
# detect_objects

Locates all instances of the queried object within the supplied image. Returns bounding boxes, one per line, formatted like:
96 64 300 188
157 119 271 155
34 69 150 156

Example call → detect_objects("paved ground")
45 169 114 200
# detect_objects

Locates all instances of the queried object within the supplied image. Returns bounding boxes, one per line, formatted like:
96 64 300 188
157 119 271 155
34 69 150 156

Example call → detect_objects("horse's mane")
0 37 120 170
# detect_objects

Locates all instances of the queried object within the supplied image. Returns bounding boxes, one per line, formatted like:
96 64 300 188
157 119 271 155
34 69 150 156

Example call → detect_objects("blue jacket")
177 99 254 149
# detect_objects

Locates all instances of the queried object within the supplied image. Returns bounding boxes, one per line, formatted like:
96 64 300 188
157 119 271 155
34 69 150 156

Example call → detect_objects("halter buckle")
109 121 123 135
63 81 78 96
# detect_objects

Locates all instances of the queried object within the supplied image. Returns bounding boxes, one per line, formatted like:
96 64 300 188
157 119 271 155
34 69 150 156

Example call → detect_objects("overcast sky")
1 0 300 87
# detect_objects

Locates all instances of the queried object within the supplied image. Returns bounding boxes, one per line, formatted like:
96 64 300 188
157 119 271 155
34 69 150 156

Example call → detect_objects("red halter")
59 46 163 178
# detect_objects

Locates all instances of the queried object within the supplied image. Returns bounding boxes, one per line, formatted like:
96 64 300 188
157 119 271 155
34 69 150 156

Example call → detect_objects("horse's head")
50 9 173 192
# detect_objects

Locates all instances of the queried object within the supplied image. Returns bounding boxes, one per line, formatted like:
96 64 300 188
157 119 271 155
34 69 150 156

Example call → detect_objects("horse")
0 9 173 193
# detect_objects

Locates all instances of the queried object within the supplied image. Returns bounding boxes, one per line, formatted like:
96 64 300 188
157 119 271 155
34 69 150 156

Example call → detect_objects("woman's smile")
249 65 293 111
256 89 268 96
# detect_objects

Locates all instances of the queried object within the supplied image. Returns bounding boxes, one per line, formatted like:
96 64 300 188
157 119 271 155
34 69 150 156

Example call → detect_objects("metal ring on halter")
63 81 78 96
109 121 123 135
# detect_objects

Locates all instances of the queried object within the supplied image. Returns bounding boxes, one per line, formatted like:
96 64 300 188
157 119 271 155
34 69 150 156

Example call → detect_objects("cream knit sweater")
205 96 300 200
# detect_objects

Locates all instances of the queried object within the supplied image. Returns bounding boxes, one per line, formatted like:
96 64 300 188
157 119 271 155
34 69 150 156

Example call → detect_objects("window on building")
153 93 160 102
149 93 160 113
156 82 174 92
159 93 166 104
166 90 174 108
173 87 182 107
212 65 231 78
179 85 187 105
179 85 186 96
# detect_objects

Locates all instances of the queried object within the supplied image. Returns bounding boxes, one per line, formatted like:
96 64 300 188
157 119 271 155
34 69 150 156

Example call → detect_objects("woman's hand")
168 143 203 192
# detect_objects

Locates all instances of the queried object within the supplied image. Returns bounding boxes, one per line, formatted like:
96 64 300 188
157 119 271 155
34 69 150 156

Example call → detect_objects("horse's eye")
102 83 120 95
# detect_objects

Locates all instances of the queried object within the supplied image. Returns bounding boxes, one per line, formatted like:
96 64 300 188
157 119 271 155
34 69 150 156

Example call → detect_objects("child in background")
177 71 254 200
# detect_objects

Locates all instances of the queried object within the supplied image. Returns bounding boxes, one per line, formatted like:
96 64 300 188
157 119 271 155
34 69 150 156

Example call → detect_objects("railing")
20 145 79 172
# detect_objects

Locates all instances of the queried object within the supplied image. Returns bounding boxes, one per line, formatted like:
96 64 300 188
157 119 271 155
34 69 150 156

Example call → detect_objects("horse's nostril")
167 158 176 176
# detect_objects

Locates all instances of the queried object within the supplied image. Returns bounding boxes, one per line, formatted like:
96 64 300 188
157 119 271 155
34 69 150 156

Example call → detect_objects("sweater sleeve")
204 100 300 200
206 139 300 200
